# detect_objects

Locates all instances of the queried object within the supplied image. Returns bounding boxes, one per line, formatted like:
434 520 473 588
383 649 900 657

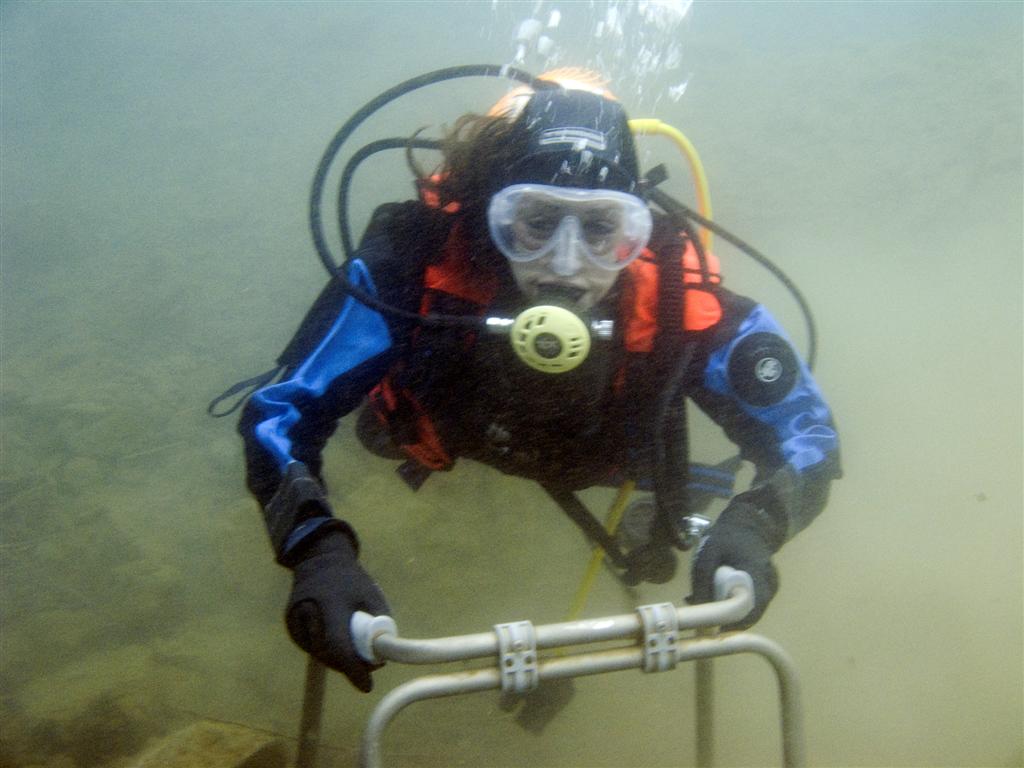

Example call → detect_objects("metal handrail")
349 567 805 768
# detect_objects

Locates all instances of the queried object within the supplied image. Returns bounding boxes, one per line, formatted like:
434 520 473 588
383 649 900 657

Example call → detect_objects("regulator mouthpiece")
511 305 591 373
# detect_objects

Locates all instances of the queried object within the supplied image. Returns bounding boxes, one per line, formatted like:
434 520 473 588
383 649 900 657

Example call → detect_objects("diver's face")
507 245 619 311
489 184 651 311
504 196 624 310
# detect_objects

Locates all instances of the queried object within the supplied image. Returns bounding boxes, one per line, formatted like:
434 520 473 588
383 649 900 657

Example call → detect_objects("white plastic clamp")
494 620 539 694
637 602 679 672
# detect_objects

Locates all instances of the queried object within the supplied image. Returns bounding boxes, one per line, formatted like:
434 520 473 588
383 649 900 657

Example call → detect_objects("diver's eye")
525 213 560 234
581 216 619 248
520 212 563 244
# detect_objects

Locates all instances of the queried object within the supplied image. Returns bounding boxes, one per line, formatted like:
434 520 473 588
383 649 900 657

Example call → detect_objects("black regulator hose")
337 136 442 260
647 187 818 370
328 132 818 369
334 135 482 329
310 64 553 277
310 65 817 369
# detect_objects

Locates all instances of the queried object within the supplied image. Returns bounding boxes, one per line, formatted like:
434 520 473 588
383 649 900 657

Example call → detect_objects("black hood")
502 89 641 195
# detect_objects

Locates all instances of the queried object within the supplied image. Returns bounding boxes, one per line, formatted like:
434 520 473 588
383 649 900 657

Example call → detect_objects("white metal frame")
349 567 805 768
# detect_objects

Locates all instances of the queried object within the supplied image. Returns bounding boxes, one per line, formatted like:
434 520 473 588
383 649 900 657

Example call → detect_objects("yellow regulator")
510 305 591 373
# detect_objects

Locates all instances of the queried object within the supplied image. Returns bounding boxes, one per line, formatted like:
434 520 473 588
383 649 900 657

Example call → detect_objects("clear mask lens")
488 184 653 271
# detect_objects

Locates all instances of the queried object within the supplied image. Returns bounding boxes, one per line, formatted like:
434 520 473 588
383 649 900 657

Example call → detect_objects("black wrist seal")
263 461 357 567
720 496 788 554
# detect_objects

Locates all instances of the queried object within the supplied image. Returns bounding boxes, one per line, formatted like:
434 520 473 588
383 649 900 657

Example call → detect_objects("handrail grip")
355 566 754 665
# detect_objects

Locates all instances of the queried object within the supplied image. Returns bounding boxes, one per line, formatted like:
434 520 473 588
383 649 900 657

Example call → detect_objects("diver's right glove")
689 499 783 630
286 529 391 692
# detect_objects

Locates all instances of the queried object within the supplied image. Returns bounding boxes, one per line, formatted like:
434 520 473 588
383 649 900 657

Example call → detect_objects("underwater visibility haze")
0 1 1021 766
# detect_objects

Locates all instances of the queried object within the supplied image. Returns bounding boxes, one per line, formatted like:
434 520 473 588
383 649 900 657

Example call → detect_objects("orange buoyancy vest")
620 239 721 351
369 219 723 473
421 220 722 336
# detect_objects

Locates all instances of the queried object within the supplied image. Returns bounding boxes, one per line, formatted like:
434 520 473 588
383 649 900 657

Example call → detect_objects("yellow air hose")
629 118 714 253
565 123 711 621
565 479 636 620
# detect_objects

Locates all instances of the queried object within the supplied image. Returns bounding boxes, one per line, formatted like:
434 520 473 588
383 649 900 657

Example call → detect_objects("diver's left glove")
264 462 391 692
689 499 784 630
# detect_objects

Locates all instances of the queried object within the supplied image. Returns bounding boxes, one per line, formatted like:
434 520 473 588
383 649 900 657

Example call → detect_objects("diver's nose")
549 218 583 277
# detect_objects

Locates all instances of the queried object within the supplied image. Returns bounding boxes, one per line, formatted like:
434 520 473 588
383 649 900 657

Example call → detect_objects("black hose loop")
648 188 818 371
337 137 442 261
311 65 552 277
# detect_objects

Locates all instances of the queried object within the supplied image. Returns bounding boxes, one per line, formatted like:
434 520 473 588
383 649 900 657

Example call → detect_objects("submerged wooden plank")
130 720 288 768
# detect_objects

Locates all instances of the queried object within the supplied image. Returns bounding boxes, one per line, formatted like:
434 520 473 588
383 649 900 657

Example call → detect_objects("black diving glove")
286 530 391 692
689 500 783 630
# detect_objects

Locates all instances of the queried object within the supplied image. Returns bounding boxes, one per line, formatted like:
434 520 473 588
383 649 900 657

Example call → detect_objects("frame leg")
296 657 327 768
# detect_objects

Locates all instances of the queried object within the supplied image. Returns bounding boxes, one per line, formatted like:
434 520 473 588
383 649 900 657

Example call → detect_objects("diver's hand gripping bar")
350 566 754 665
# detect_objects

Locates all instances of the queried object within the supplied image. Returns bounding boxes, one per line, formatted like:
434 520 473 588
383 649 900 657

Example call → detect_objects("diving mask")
487 184 653 273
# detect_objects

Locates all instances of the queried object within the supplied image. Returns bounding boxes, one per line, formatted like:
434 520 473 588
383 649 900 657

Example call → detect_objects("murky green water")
2 2 1021 766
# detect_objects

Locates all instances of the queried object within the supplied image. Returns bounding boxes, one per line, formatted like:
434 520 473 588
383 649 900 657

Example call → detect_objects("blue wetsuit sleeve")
239 258 396 509
693 302 841 540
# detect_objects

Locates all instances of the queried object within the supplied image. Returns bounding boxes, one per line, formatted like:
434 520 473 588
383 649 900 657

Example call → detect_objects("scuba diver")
235 69 841 694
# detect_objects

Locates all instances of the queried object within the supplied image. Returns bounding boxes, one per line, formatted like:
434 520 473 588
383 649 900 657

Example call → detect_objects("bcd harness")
358 202 735 582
